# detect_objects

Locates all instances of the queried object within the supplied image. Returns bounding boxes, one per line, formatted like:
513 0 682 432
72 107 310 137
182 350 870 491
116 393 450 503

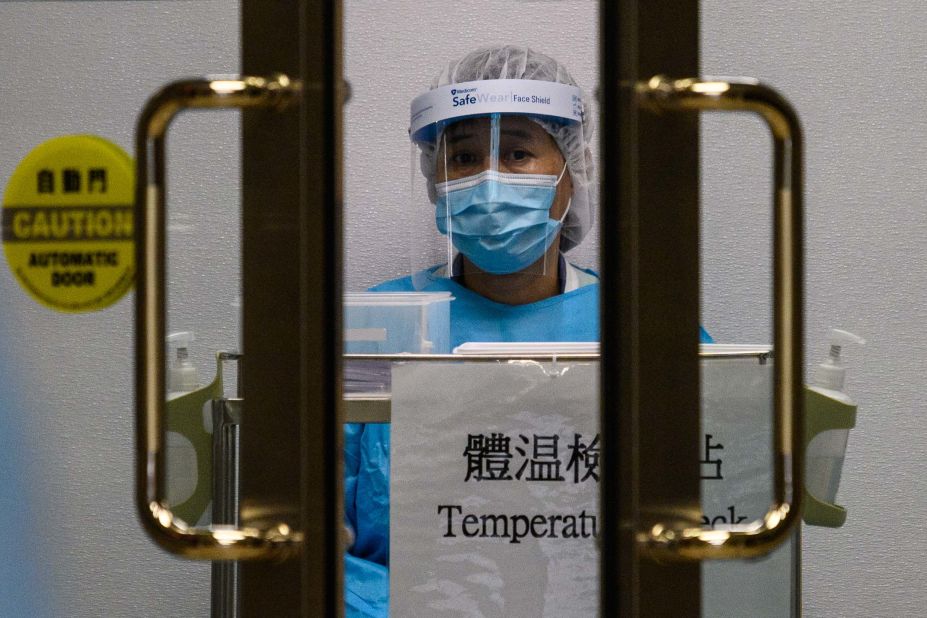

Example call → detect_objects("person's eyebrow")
445 132 476 144
500 128 536 141
444 127 538 145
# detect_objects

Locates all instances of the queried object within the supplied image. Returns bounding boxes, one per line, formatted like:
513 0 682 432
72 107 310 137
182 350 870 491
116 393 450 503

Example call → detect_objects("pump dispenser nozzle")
167 331 199 394
813 329 865 392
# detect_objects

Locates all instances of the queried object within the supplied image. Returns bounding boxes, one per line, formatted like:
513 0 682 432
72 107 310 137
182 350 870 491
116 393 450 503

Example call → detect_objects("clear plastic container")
344 292 453 395
344 292 453 354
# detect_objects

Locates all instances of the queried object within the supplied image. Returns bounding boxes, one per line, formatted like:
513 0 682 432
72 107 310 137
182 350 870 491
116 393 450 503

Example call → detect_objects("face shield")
408 79 587 291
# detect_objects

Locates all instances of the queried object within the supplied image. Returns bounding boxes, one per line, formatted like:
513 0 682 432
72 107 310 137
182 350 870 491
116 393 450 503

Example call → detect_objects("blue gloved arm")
344 423 363 545
345 553 389 617
344 423 390 617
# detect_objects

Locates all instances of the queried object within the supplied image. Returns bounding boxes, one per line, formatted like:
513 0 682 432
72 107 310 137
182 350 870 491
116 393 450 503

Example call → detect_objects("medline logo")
450 86 490 108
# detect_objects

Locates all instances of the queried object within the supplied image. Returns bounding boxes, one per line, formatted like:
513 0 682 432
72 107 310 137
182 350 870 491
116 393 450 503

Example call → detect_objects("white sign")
391 361 599 617
390 350 791 616
699 352 794 617
700 353 774 527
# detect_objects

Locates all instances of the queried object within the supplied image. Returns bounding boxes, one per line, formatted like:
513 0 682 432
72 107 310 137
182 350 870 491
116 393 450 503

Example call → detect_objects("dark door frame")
240 1 344 614
601 2 703 615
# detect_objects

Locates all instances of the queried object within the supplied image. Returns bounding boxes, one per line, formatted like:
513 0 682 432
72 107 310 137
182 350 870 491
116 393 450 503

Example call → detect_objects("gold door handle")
135 75 303 559
636 77 804 560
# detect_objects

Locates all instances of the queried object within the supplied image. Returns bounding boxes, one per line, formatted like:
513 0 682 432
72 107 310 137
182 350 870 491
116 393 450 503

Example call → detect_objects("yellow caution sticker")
2 135 135 312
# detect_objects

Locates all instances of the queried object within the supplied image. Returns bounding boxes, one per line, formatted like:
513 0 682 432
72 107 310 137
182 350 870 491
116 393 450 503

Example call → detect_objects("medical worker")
344 45 710 616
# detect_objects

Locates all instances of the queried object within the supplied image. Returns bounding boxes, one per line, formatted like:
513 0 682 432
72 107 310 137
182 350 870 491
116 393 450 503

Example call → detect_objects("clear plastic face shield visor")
408 79 587 290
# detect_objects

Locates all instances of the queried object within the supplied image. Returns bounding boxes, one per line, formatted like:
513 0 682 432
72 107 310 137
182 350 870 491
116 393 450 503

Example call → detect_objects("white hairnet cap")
418 45 596 252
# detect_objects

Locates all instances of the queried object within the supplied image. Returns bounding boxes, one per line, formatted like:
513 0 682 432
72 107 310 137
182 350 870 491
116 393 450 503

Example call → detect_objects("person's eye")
451 152 478 166
507 149 532 163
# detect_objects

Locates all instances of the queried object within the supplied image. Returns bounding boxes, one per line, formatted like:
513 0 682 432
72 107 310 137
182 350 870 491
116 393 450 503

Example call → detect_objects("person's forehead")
444 115 547 140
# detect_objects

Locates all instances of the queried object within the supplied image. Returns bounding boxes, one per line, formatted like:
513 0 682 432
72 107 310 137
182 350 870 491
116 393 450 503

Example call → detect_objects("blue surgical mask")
434 164 570 275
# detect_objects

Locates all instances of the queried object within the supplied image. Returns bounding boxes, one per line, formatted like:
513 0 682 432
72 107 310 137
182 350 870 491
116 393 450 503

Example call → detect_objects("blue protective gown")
344 265 711 616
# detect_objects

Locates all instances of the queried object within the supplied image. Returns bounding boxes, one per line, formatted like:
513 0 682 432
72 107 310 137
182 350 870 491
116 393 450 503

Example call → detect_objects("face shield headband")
409 78 584 145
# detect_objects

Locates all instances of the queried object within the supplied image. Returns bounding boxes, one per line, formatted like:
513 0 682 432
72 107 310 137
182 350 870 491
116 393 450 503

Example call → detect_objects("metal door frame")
601 1 703 615
239 1 344 614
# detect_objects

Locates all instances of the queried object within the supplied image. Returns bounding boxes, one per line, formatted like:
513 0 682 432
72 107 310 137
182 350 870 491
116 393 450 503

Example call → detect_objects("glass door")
0 0 818 616
602 2 805 615
0 2 245 615
135 1 345 614
342 3 603 616
342 1 800 616
0 1 343 615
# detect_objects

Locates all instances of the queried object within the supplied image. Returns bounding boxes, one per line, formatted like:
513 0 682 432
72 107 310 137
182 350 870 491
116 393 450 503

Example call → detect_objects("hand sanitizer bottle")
167 331 199 398
805 329 864 504
165 331 202 512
